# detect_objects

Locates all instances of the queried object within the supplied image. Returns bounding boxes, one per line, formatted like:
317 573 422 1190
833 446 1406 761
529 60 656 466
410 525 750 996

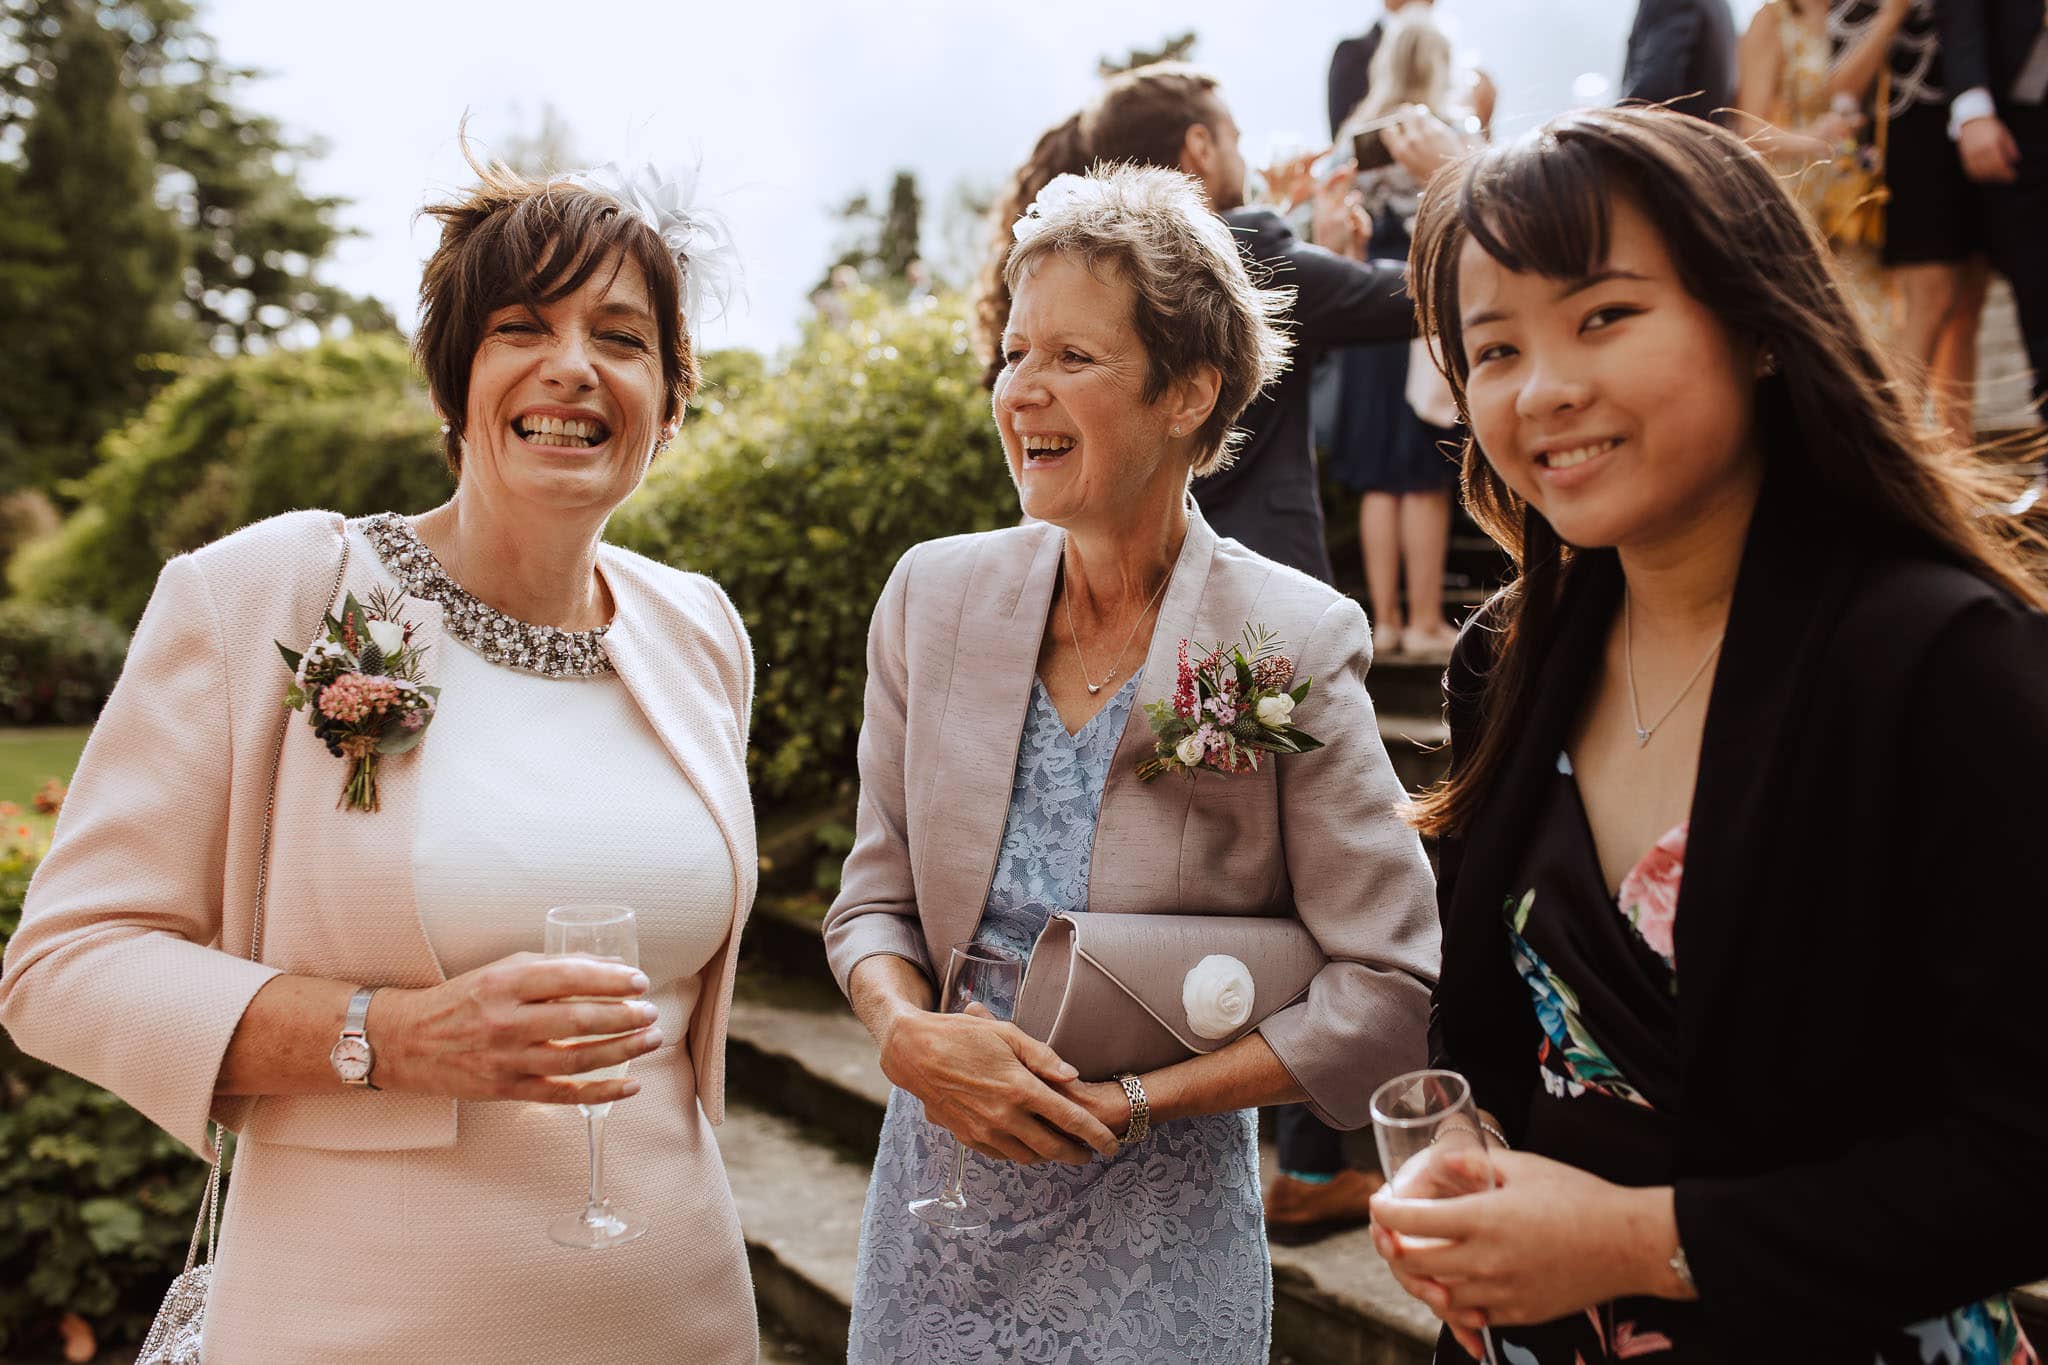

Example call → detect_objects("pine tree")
1099 31 1199 77
0 1 184 495
2 0 393 354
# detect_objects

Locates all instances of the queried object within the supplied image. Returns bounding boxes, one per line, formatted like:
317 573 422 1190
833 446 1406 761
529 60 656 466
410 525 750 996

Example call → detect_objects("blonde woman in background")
1735 0 1914 327
1324 8 1485 659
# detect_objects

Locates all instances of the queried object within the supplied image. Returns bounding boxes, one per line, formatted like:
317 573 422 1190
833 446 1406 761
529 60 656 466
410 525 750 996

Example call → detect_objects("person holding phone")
1326 9 1488 662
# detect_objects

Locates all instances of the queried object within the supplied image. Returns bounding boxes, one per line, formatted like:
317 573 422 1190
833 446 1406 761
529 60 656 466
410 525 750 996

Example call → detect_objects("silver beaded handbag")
135 528 351 1364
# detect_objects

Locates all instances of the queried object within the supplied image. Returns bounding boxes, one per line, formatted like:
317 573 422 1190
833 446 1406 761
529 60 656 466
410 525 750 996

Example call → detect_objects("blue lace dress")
847 677 1271 1364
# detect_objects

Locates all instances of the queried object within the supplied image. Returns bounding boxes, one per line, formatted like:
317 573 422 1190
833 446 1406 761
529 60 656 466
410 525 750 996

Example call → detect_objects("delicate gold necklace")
1623 585 1724 748
1063 558 1171 696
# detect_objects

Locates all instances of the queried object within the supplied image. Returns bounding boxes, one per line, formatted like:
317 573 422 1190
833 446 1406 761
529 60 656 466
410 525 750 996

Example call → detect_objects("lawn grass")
0 726 89 840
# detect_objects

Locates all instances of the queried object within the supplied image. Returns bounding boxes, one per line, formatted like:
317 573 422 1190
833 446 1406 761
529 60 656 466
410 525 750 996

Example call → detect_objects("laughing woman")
826 164 1440 1364
0 157 761 1361
1369 106 2048 1362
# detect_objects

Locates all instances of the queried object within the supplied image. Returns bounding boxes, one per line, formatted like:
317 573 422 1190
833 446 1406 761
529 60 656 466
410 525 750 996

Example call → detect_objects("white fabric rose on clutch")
1255 693 1295 727
1182 954 1257 1040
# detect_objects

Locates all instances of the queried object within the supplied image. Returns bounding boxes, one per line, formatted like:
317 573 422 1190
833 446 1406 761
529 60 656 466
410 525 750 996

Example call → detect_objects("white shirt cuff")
1949 87 1998 140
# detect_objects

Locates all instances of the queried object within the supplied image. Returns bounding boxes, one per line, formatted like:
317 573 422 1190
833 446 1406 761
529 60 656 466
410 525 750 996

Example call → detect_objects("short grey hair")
1002 163 1293 476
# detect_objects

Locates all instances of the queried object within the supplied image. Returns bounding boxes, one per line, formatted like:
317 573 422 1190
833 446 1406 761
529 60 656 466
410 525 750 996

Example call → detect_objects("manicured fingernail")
624 1082 641 1096
630 972 650 992
642 1029 663 1049
635 1001 658 1021
1060 1065 1078 1080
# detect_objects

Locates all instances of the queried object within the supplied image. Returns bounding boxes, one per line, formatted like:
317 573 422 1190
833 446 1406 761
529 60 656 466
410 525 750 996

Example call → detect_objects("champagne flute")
544 903 646 1249
1371 1068 1500 1365
908 942 1023 1234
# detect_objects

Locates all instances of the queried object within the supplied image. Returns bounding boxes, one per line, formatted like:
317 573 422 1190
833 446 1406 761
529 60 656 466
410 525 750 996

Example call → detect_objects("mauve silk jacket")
823 507 1439 1128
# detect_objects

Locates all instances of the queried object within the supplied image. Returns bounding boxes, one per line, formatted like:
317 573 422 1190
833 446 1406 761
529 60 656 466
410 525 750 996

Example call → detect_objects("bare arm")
1060 1030 1307 1138
1825 0 1911 105
849 953 1119 1165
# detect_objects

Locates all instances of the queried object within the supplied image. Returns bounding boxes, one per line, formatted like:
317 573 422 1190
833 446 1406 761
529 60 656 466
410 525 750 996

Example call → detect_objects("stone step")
725 978 2048 1356
724 978 1437 1364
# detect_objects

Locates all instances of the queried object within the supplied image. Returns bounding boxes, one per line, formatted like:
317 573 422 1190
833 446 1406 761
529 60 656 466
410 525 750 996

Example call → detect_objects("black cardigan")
1430 473 2048 1359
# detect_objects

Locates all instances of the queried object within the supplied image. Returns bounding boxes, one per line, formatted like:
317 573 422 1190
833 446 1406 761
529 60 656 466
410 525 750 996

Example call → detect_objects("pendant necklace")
1064 558 1171 695
1623 584 1724 747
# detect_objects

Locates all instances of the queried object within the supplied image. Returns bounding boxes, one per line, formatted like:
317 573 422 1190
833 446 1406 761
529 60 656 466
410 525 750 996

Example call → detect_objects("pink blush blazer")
0 510 757 1157
822 508 1440 1129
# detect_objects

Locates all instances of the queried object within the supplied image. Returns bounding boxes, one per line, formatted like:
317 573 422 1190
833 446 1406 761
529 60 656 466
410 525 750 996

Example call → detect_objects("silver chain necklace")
1063 556 1171 696
1623 584 1724 748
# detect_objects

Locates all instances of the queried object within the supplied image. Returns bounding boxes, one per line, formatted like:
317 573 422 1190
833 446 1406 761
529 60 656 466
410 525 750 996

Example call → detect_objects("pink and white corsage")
277 588 438 812
1135 625 1323 782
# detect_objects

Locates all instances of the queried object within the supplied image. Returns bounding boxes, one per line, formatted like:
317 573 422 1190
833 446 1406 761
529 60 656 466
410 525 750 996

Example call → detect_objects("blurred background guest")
1621 0 1739 122
1944 0 2048 417
1835 0 1991 437
1326 9 1488 662
1734 0 1910 325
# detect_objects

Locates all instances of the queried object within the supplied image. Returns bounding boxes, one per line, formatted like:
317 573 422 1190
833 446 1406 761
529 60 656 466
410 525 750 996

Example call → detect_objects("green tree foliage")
612 288 1018 808
0 832 211 1360
0 602 127 723
0 0 394 500
815 170 924 294
1 0 391 352
0 2 184 496
1099 30 1199 76
9 333 450 626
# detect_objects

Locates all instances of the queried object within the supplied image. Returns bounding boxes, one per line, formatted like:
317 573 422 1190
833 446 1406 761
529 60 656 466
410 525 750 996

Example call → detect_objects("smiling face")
1455 193 1765 555
995 252 1192 534
457 249 669 519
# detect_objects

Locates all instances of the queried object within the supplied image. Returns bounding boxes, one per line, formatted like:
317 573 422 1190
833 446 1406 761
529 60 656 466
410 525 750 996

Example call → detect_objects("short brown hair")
415 156 698 475
1082 63 1226 172
1003 164 1291 475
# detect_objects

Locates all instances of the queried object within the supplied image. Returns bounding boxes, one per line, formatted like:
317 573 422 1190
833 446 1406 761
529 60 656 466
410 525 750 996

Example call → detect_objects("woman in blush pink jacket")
0 156 760 1362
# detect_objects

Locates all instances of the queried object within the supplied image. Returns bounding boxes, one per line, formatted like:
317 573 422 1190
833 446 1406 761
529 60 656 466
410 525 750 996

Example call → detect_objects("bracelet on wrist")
1114 1073 1151 1146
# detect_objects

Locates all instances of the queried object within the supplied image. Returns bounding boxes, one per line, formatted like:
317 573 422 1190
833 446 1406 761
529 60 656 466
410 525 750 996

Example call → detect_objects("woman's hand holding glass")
879 999 1120 1166
1370 1148 1692 1344
368 951 659 1105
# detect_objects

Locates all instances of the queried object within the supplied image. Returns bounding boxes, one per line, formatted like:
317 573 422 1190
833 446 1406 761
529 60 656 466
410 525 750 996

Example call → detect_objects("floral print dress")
1492 752 2036 1364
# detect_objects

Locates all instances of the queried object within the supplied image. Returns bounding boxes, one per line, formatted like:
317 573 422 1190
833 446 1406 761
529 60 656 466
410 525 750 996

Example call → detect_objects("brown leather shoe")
1263 1168 1385 1245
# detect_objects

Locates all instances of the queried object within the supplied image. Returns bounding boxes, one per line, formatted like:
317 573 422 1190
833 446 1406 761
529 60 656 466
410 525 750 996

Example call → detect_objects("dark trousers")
1984 103 2048 411
1274 1102 1347 1176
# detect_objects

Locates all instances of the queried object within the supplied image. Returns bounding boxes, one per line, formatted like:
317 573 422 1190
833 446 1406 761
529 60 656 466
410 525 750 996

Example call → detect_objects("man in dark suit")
1620 0 1739 123
1082 64 1428 582
1944 0 2048 410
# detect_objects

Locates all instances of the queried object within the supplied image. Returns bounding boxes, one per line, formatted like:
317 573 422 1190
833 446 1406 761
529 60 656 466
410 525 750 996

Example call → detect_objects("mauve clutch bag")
1011 911 1327 1081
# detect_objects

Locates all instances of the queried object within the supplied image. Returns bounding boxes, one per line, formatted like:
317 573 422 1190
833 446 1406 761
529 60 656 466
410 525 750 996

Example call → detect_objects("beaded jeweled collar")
360 513 615 679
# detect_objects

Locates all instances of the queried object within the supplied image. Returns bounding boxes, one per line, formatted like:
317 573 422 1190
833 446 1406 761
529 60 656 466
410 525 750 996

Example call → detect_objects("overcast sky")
207 0 1764 355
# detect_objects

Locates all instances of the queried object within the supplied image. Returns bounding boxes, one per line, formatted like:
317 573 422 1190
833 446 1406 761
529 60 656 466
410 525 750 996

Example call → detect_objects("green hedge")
0 834 211 1360
613 288 1020 811
9 334 451 628
0 602 128 725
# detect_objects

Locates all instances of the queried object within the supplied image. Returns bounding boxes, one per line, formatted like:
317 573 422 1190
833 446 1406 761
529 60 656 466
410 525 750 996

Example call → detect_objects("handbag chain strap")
177 520 353 1274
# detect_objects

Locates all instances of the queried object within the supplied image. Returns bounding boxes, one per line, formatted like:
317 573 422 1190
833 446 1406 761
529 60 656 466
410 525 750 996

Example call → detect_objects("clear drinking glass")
544 903 647 1249
1371 1069 1501 1365
908 942 1023 1234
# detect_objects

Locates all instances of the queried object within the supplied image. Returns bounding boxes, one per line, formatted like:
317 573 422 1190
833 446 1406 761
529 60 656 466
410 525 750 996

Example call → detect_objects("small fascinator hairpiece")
1012 172 1092 244
563 159 743 335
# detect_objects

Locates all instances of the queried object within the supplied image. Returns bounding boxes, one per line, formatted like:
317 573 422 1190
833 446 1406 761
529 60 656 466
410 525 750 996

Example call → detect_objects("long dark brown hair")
1407 105 2046 839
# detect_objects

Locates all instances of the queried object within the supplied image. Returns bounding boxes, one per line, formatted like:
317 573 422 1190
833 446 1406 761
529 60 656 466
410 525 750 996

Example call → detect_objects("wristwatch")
329 986 382 1089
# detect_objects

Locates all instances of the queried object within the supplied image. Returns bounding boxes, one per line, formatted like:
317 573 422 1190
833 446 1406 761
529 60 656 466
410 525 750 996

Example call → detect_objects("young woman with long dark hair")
1368 105 2047 1363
